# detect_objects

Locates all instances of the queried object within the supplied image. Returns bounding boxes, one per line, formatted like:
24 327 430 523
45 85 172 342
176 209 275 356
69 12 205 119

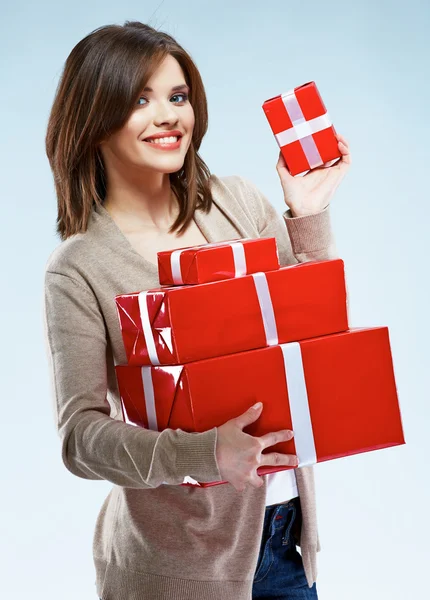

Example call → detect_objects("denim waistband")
265 495 300 511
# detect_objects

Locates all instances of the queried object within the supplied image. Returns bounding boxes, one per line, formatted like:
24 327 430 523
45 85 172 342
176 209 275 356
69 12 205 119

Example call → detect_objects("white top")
265 468 299 506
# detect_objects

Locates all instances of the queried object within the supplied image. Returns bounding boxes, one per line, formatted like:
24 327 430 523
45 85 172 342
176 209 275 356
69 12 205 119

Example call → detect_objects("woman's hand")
276 132 352 217
215 402 297 492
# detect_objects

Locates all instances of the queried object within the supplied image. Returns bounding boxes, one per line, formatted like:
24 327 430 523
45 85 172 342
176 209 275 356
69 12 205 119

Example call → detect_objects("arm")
44 270 223 488
237 175 338 265
236 175 350 324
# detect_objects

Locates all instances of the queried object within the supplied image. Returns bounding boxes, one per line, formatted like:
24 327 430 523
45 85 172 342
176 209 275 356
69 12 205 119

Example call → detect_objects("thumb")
235 402 263 430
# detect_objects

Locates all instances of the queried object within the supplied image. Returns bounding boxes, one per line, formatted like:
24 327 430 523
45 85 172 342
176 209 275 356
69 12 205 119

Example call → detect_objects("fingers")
259 452 299 467
335 132 349 147
248 472 265 490
234 402 263 430
234 474 263 493
256 429 294 449
335 133 351 166
233 428 296 492
236 452 298 491
338 139 350 156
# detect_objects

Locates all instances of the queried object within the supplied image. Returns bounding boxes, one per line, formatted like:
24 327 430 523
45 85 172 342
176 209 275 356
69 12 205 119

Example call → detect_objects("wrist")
290 204 329 218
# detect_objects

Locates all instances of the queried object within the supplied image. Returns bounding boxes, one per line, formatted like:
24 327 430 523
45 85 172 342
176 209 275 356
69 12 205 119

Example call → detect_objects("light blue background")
1 1 429 598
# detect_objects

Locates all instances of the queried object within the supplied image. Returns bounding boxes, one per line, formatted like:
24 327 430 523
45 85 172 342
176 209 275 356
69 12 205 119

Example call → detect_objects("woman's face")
99 54 195 178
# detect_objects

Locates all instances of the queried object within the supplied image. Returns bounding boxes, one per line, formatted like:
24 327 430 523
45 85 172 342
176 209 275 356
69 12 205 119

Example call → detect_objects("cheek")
106 131 142 165
115 133 138 156
116 119 144 151
122 112 147 141
187 107 195 129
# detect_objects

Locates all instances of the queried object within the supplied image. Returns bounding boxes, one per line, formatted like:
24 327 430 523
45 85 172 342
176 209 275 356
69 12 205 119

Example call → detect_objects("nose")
153 100 179 125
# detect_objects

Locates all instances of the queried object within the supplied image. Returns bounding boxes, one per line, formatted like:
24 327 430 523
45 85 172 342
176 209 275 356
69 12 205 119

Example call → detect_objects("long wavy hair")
45 21 214 241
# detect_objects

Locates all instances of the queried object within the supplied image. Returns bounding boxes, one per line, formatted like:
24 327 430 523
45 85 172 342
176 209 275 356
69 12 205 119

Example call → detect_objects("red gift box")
115 258 348 366
262 81 342 176
157 237 279 286
115 327 405 488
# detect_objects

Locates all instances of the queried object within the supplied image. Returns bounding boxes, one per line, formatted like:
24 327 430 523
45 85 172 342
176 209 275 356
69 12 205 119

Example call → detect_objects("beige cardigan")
43 173 339 600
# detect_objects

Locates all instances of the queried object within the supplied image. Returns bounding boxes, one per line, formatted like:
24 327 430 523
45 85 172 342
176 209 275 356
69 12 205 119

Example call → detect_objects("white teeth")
146 136 179 144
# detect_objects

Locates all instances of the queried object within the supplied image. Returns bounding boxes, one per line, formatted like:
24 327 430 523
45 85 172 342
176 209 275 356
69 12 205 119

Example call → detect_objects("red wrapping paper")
158 237 280 286
262 81 342 176
115 258 348 366
115 327 405 488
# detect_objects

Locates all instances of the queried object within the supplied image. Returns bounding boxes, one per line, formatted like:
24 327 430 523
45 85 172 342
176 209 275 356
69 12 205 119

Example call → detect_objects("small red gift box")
157 237 279 286
115 327 405 488
115 258 348 366
262 81 342 176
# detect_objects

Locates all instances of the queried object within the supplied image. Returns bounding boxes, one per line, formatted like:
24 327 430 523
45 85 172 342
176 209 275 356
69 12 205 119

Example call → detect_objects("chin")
144 161 186 175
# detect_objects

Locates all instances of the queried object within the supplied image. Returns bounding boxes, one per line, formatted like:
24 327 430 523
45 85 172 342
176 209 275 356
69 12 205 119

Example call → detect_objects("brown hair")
45 21 214 241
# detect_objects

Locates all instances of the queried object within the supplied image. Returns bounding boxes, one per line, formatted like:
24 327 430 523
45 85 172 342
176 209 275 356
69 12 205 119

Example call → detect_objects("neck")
103 177 179 234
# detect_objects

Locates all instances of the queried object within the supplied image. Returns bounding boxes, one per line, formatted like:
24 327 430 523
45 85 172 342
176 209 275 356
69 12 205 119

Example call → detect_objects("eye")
171 93 188 103
137 92 189 106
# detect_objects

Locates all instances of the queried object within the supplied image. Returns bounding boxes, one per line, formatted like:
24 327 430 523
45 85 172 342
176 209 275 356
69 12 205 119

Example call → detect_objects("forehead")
144 55 187 90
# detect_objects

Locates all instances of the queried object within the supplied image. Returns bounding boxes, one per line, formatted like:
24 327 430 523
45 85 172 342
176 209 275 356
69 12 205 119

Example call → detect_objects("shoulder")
45 232 89 273
44 203 106 276
209 172 261 206
44 229 97 295
209 173 270 231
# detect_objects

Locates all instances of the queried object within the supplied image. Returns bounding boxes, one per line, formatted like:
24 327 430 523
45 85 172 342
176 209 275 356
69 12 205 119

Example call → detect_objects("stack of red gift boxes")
114 237 405 488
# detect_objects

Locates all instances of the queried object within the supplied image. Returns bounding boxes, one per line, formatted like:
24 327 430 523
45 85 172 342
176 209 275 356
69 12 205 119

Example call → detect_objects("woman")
44 21 351 600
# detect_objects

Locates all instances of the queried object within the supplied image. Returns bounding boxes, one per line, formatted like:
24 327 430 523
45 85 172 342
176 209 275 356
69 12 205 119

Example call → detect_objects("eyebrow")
142 84 190 93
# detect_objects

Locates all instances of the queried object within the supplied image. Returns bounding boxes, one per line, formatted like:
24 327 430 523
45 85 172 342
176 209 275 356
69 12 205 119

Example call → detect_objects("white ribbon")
141 367 158 431
138 292 161 365
251 273 279 345
280 342 317 467
121 366 159 428
274 88 339 170
170 239 250 284
231 242 247 277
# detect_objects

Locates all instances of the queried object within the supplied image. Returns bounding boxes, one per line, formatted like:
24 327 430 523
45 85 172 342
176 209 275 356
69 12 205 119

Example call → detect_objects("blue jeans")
252 496 318 599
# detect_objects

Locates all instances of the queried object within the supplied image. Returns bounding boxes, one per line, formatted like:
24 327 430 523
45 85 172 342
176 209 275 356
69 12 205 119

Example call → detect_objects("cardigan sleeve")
43 269 223 488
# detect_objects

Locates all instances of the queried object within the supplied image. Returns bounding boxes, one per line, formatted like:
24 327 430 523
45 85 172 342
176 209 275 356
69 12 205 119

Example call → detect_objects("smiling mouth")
142 136 183 150
144 135 182 144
